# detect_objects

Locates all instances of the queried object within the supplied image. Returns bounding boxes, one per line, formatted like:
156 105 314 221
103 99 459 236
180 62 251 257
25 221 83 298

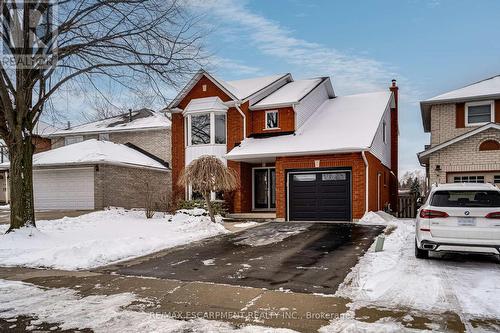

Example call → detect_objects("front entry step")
223 212 277 222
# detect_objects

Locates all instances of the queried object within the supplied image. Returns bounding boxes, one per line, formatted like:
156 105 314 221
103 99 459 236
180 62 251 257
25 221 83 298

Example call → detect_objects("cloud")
191 0 403 95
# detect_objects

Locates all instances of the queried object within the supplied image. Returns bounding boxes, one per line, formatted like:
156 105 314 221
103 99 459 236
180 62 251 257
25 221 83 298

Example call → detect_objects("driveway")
103 222 384 294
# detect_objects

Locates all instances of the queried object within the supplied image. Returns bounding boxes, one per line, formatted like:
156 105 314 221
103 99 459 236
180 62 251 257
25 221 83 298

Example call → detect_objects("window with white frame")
465 101 494 126
64 136 83 146
265 111 279 129
382 121 387 143
187 113 226 146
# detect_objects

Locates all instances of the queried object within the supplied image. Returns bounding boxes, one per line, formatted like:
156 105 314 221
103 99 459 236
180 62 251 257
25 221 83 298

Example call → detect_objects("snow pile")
0 279 296 333
0 208 228 270
234 224 308 247
359 211 396 225
234 221 259 228
319 316 422 333
336 219 500 318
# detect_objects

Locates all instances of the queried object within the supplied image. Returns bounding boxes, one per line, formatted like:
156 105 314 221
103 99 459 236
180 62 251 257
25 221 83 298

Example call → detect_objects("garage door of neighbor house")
34 168 95 210
288 169 351 221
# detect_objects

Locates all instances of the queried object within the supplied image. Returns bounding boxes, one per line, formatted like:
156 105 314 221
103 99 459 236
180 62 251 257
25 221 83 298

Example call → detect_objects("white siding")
295 83 329 128
369 104 392 168
185 145 227 166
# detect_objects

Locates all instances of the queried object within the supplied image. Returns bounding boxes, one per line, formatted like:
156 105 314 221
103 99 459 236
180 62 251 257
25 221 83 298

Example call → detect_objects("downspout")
234 103 247 140
361 151 369 214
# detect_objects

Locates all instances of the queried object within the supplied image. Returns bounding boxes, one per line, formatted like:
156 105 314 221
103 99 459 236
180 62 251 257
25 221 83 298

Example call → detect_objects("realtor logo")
0 0 58 69
464 211 470 216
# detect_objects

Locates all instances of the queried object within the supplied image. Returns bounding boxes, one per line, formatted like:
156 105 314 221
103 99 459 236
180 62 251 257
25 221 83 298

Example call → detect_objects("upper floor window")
64 136 83 146
382 121 387 143
188 113 226 146
465 101 494 126
266 111 279 129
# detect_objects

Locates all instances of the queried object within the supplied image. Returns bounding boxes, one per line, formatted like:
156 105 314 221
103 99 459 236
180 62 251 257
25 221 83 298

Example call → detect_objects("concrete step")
223 212 277 222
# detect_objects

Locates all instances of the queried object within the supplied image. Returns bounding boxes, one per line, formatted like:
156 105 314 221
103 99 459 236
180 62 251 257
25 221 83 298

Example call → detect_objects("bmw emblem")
464 211 470 216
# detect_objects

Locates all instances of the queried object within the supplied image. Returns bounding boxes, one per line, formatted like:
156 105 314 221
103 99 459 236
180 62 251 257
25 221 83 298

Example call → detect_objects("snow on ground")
234 221 259 228
0 208 228 270
358 211 396 225
0 279 296 333
337 216 500 319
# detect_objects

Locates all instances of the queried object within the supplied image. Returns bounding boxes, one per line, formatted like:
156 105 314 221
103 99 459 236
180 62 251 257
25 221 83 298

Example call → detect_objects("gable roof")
51 109 170 137
418 123 500 164
34 121 59 137
0 139 169 171
420 75 500 132
226 91 393 161
167 69 291 109
251 77 333 110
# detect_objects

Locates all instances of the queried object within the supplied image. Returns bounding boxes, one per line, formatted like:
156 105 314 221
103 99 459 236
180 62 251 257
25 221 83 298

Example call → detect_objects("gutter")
229 102 247 140
361 151 369 214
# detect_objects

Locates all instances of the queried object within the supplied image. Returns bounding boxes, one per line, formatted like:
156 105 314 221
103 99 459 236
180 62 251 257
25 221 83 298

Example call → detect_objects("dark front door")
253 168 276 210
288 170 351 221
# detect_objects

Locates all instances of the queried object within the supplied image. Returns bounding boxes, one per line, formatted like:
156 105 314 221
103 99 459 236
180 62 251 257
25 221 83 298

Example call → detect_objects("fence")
398 191 418 218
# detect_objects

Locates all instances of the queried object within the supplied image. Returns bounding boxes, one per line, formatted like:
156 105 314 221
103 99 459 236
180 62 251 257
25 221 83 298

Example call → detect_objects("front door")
253 168 276 210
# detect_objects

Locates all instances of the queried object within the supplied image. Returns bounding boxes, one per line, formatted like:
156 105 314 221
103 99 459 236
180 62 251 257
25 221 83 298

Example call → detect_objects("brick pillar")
389 80 399 212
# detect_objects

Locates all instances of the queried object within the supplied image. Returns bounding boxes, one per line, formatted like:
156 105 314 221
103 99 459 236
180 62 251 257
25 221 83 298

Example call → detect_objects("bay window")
187 113 226 146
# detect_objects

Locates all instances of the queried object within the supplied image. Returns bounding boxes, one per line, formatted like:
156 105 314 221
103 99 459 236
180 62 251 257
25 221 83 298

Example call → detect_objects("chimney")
66 121 71 130
128 109 132 122
389 79 399 212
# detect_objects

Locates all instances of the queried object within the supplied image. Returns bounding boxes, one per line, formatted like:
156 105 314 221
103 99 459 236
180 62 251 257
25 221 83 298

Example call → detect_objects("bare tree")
179 155 238 222
0 0 205 231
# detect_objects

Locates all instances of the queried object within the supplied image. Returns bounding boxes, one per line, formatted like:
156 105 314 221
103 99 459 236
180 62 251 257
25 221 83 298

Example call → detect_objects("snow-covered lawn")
0 279 295 333
337 214 500 320
0 208 228 270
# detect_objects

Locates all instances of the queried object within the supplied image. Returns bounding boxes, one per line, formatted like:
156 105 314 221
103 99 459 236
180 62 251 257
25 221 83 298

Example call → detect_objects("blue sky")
195 0 500 174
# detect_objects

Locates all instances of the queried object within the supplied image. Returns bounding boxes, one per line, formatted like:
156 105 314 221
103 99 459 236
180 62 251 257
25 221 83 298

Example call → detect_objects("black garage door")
288 170 351 221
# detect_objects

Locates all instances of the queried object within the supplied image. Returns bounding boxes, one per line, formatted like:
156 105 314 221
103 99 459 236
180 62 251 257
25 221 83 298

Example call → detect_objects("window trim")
265 110 279 130
465 100 495 127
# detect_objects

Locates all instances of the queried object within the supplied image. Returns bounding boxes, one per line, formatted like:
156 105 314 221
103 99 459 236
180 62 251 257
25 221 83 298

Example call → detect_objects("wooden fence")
397 191 418 218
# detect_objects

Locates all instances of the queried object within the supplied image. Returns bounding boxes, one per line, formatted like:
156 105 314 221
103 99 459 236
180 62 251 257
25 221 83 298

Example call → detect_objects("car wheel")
415 240 429 259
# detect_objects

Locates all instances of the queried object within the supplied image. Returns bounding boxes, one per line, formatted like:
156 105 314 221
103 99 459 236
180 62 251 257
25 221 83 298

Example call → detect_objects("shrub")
177 200 228 217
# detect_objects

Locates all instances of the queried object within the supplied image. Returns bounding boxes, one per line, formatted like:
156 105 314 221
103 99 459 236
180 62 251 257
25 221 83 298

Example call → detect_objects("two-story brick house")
1 109 172 211
418 75 500 187
167 70 399 221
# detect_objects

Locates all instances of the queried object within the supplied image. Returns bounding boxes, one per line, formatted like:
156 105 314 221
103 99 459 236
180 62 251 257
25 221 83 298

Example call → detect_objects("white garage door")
34 168 95 210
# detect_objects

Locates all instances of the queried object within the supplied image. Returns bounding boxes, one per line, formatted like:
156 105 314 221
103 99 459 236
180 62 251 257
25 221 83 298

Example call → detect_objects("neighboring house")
167 69 399 221
0 120 58 203
50 108 171 163
418 75 500 188
0 109 172 210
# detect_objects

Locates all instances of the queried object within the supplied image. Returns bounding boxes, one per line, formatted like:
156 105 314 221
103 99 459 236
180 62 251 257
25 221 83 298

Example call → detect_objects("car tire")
415 240 429 259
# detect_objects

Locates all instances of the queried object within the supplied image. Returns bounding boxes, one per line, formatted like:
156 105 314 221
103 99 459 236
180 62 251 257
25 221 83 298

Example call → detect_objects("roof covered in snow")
167 69 290 109
226 91 393 161
0 139 169 170
420 75 500 132
34 121 59 137
184 97 228 114
51 109 170 136
251 78 326 109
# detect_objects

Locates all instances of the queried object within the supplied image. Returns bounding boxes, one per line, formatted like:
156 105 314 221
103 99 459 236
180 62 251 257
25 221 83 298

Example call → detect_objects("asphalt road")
109 222 385 294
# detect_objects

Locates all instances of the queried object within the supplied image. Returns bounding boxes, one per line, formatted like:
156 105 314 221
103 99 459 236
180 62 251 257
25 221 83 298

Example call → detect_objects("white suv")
415 183 500 259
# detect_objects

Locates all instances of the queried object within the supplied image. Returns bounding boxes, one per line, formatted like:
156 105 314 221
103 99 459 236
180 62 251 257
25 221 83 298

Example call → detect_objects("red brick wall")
227 161 253 213
275 153 367 220
365 151 392 212
32 136 51 153
250 107 295 134
389 83 399 211
171 113 185 203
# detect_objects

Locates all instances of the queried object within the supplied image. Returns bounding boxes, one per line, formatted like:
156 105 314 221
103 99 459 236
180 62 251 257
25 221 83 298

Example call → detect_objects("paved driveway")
104 222 384 294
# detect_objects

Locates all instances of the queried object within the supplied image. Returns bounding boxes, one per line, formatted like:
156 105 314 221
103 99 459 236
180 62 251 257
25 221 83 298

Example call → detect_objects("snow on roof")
226 91 392 160
252 78 323 108
51 109 170 136
184 97 228 114
34 121 59 137
220 74 288 100
0 139 168 170
424 75 500 103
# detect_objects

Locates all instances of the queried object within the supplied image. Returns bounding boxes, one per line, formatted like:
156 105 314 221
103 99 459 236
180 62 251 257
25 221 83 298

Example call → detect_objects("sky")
54 0 500 175
192 0 500 174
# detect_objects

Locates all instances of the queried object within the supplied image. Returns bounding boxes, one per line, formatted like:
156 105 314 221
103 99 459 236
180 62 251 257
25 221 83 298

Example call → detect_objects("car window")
431 190 500 208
